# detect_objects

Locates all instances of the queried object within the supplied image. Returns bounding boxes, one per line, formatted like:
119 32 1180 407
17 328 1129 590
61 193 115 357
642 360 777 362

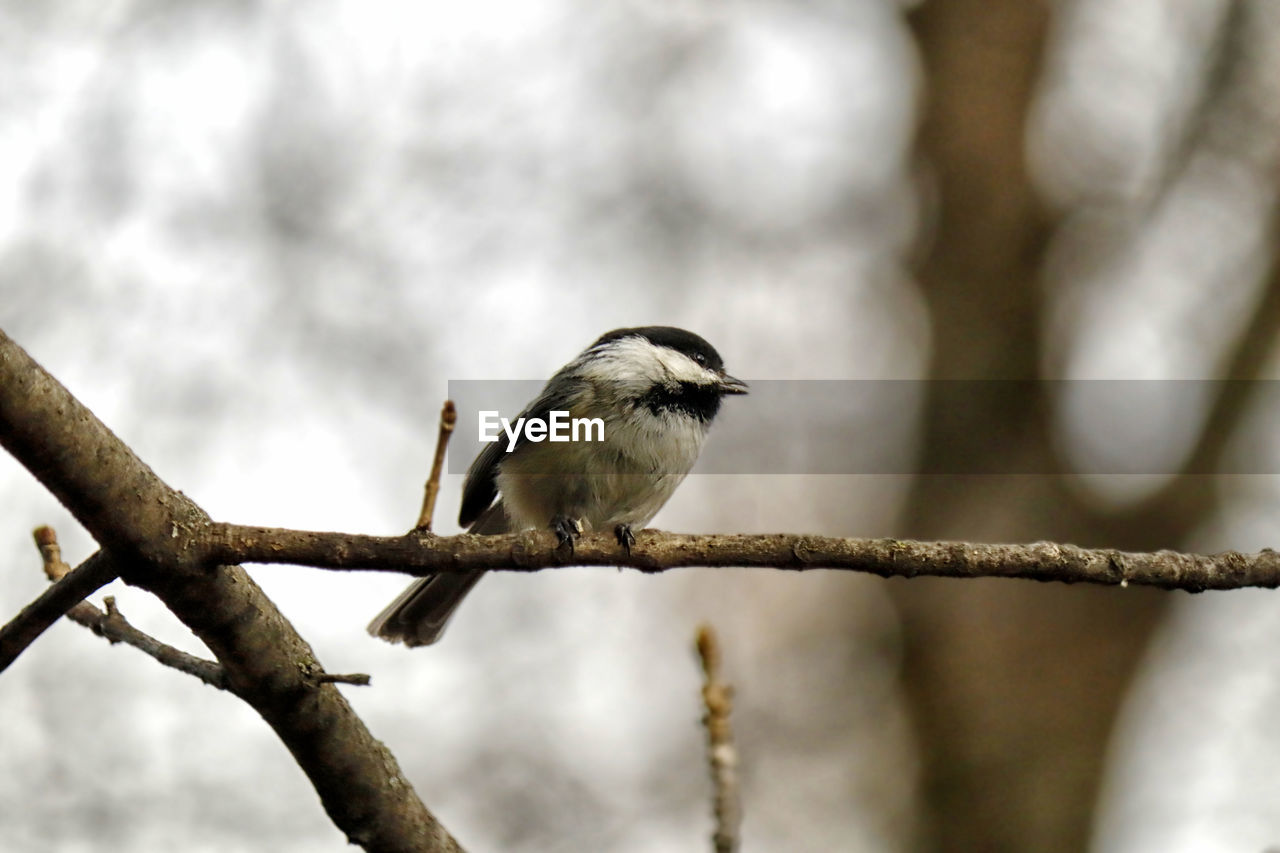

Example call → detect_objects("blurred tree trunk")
894 3 1171 850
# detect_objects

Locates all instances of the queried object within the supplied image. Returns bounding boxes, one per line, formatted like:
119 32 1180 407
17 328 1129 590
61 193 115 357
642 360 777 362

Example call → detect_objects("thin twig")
94 596 227 688
314 672 373 686
697 625 741 853
414 400 457 532
26 526 228 688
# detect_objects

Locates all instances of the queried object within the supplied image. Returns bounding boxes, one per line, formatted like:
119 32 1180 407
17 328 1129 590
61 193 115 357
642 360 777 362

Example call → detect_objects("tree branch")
80 595 228 688
28 526 372 691
0 329 461 853
24 525 227 686
206 523 1280 592
0 333 209 569
0 548 118 671
3 320 1277 851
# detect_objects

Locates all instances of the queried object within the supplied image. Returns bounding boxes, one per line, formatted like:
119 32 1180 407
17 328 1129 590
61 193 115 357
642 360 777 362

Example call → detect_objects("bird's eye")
693 353 707 366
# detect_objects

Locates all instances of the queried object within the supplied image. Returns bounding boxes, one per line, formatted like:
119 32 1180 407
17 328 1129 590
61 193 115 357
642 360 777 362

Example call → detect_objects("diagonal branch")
0 549 118 671
0 335 208 568
71 595 228 689
0 328 462 853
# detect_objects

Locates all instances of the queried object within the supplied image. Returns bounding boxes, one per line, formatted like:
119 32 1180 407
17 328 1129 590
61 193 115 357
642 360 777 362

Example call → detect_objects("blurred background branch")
898 0 1280 849
696 624 740 853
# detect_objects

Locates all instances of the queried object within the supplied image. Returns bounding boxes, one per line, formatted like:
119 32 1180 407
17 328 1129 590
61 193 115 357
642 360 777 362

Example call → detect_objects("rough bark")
0 329 462 853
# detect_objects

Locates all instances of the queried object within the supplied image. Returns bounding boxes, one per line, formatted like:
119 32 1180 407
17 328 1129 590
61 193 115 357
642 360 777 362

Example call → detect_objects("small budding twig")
35 525 71 581
697 624 742 853
414 400 457 532
96 595 230 687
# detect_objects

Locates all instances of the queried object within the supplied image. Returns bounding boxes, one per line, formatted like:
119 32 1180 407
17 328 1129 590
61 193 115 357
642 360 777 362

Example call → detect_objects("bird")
367 325 747 646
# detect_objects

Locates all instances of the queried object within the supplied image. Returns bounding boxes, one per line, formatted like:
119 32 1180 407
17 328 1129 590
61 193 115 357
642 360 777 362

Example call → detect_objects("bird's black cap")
590 326 726 372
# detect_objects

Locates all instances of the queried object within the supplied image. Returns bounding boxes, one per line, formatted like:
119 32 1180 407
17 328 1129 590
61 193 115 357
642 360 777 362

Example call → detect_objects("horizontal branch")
209 523 1280 592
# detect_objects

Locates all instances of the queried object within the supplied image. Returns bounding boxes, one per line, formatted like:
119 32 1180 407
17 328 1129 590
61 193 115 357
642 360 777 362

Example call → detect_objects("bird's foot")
550 515 583 555
614 524 636 555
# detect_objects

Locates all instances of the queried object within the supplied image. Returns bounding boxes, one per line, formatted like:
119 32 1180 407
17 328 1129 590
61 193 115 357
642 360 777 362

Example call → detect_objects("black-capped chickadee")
368 326 747 646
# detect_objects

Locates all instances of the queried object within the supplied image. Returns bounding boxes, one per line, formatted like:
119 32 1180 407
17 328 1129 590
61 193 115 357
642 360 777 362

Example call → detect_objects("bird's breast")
495 407 707 530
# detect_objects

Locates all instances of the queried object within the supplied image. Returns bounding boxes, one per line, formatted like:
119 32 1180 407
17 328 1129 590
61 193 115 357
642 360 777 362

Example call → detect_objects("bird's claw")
614 524 636 555
550 515 583 555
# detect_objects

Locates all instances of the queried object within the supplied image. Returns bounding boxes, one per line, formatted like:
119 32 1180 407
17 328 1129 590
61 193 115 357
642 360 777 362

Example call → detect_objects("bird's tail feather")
366 503 508 647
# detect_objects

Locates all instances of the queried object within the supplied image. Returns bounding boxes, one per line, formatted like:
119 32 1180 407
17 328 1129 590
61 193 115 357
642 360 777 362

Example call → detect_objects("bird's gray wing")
371 366 591 647
457 372 588 526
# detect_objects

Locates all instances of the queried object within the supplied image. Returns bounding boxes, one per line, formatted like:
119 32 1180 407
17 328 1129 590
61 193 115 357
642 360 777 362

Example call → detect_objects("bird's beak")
718 373 749 395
